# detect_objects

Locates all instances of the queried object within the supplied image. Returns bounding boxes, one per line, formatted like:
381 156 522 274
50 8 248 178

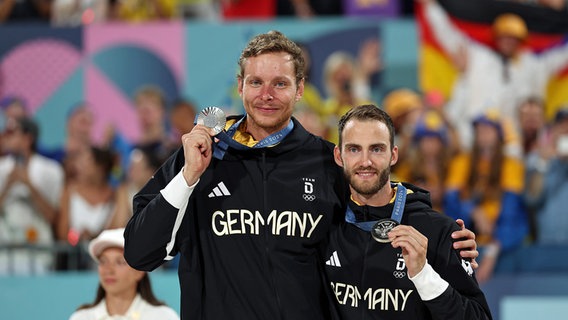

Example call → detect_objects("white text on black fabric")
212 209 323 238
331 282 413 311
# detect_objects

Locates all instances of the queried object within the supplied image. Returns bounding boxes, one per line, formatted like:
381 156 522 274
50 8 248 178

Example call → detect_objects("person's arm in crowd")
389 224 492 319
536 0 567 11
105 184 131 229
148 0 175 19
57 185 72 241
124 125 214 271
495 158 529 252
353 38 382 102
18 165 59 225
418 0 472 58
538 37 568 81
0 162 59 225
290 0 314 18
524 154 549 208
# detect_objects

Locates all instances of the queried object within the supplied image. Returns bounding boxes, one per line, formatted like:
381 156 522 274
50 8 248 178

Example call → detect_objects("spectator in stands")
0 96 28 157
51 0 102 25
393 109 452 212
106 148 163 229
293 41 327 137
131 85 176 160
51 0 108 26
507 0 568 11
294 104 327 137
0 0 52 23
381 88 424 166
177 0 217 20
43 103 95 183
57 146 116 258
220 0 275 19
321 50 376 143
524 107 568 244
420 0 568 153
69 228 179 320
169 98 197 149
517 96 548 240
444 110 529 283
276 0 343 18
0 117 64 274
518 96 547 158
114 0 176 22
104 85 176 182
0 96 28 121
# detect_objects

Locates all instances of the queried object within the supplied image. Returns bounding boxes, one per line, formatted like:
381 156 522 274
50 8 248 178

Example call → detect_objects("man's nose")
260 86 274 101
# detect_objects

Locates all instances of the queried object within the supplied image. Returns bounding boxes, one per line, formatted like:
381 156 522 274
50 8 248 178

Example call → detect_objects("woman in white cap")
69 228 179 320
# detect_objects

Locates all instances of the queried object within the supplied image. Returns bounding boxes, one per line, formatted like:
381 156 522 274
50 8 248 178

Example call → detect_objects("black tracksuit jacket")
322 183 492 320
124 117 347 320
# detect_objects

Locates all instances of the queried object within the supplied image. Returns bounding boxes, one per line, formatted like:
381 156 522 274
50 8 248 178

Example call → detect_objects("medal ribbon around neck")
194 106 294 159
345 183 407 243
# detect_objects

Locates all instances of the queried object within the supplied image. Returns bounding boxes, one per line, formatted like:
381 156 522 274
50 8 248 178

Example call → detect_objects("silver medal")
371 219 399 243
196 106 226 135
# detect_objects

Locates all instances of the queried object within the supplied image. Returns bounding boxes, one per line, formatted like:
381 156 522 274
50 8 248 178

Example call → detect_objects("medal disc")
196 106 226 135
371 219 399 243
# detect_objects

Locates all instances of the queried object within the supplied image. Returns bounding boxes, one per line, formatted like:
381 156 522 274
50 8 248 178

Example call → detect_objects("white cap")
88 228 125 262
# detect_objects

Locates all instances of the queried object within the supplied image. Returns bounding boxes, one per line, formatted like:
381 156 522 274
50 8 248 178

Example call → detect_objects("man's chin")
352 183 380 196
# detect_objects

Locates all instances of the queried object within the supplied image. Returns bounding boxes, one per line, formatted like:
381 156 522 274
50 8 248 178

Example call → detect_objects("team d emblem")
371 219 399 243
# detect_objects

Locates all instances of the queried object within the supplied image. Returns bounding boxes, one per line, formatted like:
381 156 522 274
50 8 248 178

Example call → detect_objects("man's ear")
296 78 305 101
390 145 399 167
237 77 243 97
334 146 344 167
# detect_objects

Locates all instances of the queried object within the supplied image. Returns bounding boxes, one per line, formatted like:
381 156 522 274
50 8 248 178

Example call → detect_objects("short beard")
346 165 390 196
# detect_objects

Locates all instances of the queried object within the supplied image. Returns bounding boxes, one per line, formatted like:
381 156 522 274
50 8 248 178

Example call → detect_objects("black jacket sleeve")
124 148 186 271
421 215 493 320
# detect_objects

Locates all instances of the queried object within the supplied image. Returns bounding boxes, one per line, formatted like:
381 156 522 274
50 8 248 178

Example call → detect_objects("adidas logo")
208 182 231 198
325 251 341 267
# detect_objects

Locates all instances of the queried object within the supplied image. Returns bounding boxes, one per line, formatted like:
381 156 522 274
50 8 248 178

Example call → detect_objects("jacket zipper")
261 150 284 319
361 206 371 320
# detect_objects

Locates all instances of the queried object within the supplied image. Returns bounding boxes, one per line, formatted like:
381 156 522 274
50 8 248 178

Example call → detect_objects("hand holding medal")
371 219 399 243
195 106 227 136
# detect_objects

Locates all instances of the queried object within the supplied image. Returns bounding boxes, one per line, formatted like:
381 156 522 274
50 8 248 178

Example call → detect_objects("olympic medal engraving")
371 219 399 243
196 106 226 135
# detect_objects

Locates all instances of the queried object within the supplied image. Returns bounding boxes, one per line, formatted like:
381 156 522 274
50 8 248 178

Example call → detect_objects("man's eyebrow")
343 143 360 148
370 142 388 148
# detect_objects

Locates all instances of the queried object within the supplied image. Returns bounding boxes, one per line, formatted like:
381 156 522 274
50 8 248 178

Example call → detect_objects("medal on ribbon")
345 183 407 243
195 106 226 135
371 219 399 243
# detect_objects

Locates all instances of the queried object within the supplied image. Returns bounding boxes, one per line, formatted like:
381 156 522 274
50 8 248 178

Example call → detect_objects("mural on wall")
0 20 387 152
0 22 184 150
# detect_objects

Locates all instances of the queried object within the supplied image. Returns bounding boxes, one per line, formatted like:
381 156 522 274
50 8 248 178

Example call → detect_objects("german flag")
416 0 568 120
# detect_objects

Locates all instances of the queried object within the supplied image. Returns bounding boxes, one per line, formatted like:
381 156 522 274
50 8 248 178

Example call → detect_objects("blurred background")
1 0 568 319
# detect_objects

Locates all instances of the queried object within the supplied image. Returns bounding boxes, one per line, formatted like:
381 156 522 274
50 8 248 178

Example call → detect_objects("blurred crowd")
0 0 418 25
2 0 567 25
1 0 568 287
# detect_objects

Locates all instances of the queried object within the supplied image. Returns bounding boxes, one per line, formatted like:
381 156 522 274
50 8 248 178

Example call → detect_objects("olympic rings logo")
393 271 406 278
303 194 316 201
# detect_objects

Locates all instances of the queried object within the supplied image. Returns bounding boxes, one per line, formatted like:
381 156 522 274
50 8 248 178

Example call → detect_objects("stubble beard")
346 165 390 197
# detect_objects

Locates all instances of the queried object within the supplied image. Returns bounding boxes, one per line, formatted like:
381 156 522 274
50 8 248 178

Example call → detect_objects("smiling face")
98 247 144 297
335 118 398 205
238 52 304 141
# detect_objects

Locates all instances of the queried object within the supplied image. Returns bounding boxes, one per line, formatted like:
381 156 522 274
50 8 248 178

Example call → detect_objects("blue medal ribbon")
345 183 407 232
212 115 294 159
194 114 295 159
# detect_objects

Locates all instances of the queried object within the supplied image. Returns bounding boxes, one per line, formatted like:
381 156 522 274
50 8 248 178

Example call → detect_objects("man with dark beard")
322 104 492 319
